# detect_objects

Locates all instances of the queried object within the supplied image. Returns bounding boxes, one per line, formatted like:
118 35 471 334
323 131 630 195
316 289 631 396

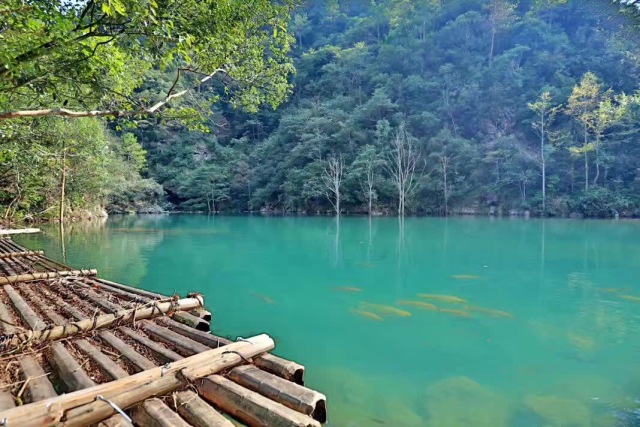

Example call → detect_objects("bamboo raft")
0 235 326 426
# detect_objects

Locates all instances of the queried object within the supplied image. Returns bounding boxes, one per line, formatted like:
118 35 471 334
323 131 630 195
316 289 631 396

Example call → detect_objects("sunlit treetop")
0 0 298 121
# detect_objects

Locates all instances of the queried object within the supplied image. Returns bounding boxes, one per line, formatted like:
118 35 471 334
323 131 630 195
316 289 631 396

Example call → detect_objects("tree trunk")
489 29 496 67
593 136 600 186
584 125 589 191
584 151 589 191
541 115 546 214
60 144 66 223
442 156 448 216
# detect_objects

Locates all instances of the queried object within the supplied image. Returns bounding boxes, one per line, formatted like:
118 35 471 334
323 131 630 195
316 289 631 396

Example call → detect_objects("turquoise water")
15 215 640 426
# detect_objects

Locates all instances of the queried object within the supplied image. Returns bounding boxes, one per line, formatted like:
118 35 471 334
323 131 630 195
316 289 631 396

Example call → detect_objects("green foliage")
0 0 297 118
125 0 640 218
568 187 633 218
0 117 161 220
5 0 640 219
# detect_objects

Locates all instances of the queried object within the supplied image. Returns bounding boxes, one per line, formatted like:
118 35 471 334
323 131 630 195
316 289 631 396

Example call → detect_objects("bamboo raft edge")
0 234 326 427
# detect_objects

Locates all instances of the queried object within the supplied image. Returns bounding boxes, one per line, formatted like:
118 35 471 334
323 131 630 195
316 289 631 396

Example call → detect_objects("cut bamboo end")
173 311 210 331
228 365 327 422
198 375 322 427
255 354 306 386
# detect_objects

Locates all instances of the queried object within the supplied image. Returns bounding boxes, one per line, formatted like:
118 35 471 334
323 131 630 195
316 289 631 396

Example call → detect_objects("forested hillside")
3 0 640 220
130 0 640 217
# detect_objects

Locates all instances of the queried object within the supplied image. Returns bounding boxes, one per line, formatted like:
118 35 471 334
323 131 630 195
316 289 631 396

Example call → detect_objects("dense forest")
3 0 640 220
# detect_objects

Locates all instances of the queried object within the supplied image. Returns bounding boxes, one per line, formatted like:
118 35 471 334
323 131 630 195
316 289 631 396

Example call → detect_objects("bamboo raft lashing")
0 234 328 426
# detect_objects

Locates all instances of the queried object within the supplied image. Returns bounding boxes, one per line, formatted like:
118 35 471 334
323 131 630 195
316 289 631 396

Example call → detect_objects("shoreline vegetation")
4 2 640 222
4 207 636 228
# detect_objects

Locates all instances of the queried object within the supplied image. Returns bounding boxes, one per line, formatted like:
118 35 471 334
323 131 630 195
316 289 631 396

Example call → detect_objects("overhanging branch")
0 68 226 120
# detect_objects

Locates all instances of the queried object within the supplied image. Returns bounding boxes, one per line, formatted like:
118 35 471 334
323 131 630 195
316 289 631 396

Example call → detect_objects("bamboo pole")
20 285 67 325
50 342 95 391
0 334 274 426
75 339 129 380
0 384 15 410
175 390 235 427
0 269 97 285
74 285 123 313
119 327 182 363
19 356 57 403
0 298 17 334
97 415 135 427
198 375 322 427
141 321 210 355
159 317 228 347
0 228 41 235
4 284 46 330
33 284 86 321
91 278 209 330
3 296 203 349
254 355 306 386
97 331 156 372
0 251 44 259
192 307 212 322
158 318 306 384
139 320 316 416
130 398 192 427
93 278 164 300
173 311 210 331
228 365 327 422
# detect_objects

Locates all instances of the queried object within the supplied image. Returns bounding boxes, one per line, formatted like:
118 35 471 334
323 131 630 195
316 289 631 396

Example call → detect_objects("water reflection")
15 216 640 426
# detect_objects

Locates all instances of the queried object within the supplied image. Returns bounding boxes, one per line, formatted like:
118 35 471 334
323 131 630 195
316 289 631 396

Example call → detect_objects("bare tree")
362 158 376 216
529 91 560 213
486 0 517 67
386 124 422 216
323 155 344 215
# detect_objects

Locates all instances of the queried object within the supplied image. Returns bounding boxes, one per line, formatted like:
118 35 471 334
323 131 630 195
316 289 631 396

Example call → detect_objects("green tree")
566 72 602 191
0 0 296 121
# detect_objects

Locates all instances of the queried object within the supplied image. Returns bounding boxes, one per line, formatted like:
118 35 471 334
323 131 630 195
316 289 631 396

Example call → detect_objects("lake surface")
15 215 640 426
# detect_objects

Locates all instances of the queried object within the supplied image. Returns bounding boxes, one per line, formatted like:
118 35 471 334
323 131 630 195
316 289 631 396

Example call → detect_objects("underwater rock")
524 395 591 426
423 376 511 427
311 367 423 427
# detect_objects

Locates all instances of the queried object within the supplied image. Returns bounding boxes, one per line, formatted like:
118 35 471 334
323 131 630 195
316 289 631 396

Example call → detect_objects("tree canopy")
0 0 296 120
4 0 640 221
